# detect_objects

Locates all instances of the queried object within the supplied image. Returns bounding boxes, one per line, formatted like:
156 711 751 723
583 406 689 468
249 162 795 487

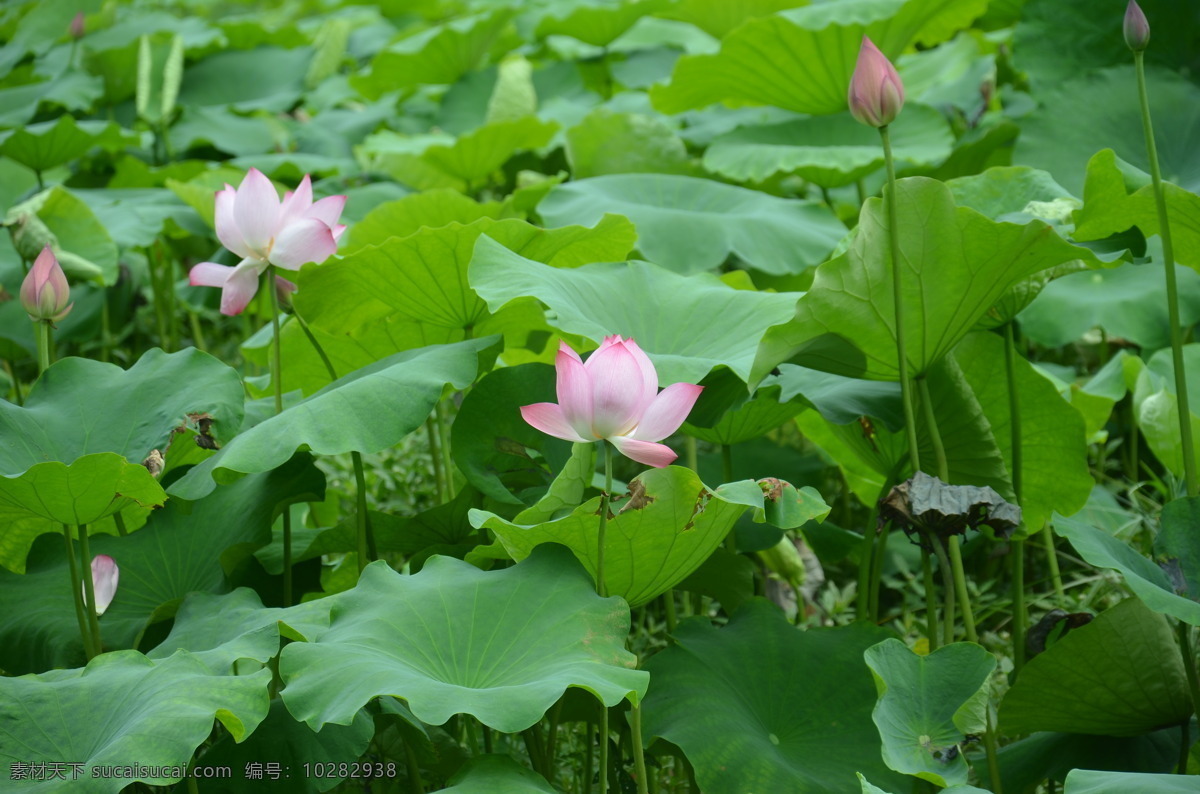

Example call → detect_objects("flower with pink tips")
87 555 119 616
847 36 905 128
188 168 346 315
20 246 73 323
521 336 703 468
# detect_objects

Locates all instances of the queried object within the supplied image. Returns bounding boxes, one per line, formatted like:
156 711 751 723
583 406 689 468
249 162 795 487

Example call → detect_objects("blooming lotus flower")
20 246 72 323
521 336 703 468
1124 0 1150 51
848 36 905 128
87 555 119 616
188 168 346 315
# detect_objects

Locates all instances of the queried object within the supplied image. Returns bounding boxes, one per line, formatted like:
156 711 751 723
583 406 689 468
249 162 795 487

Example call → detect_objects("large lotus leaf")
642 600 907 793
751 177 1104 383
660 0 807 39
197 701 374 794
177 47 311 112
0 650 271 793
953 332 1091 534
1014 68 1200 197
1018 260 1200 350
376 118 559 192
470 235 801 385
1000 597 1192 736
535 0 670 47
1130 350 1200 481
996 728 1183 793
297 216 636 335
72 187 202 249
1063 770 1200 794
1054 513 1200 627
537 173 845 276
169 338 496 501
565 109 694 179
0 456 324 674
946 166 1076 223
864 639 995 787
279 545 647 733
0 116 137 174
859 775 990 794
6 186 120 285
683 386 806 445
469 467 761 606
650 0 986 115
772 365 905 430
1073 149 1200 273
704 104 953 188
352 11 517 100
442 755 558 793
345 189 504 253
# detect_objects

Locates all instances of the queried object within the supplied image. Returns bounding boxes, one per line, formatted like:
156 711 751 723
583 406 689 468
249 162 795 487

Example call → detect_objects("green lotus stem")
984 709 1004 794
545 701 563 772
1043 524 1065 602
62 524 95 660
855 179 867 207
76 523 103 654
437 401 456 496
917 378 947 482
187 309 206 353
290 309 377 568
100 297 112 362
3 359 22 405
426 417 445 501
1134 49 1198 497
879 125 922 476
403 737 425 794
1005 322 1027 674
922 552 939 651
599 708 609 794
35 320 51 374
631 699 649 794
1179 622 1200 773
113 511 128 537
267 265 284 416
583 721 594 793
948 535 977 642
927 532 955 646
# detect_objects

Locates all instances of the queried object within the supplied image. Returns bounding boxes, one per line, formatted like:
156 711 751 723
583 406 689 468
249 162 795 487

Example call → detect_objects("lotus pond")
2 0 1200 792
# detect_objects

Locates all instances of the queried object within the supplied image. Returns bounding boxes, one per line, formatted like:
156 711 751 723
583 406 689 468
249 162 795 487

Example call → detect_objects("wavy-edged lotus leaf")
0 650 271 793
442 754 558 793
1129 345 1200 480
168 338 498 501
683 386 806 445
642 600 907 793
752 177 1103 383
535 0 671 47
565 109 694 179
0 115 137 174
1062 770 1200 794
864 638 996 787
345 189 503 253
704 104 953 187
953 332 1091 534
469 467 763 607
1000 597 1191 736
0 456 324 674
538 173 845 276
297 215 636 336
650 0 986 115
1074 149 1200 273
1054 513 1200 627
279 545 647 733
879 472 1020 542
470 235 801 385
1014 67 1200 197
352 11 517 100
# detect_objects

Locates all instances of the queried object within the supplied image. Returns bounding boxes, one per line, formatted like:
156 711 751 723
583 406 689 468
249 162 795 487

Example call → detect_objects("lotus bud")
1124 1 1150 52
70 12 86 40
848 36 905 128
20 247 73 323
88 555 119 616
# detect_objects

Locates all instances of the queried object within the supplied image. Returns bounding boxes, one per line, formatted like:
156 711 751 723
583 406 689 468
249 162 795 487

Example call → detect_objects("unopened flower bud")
88 555 119 616
1124 1 1150 52
848 36 905 128
70 12 86 41
20 247 73 323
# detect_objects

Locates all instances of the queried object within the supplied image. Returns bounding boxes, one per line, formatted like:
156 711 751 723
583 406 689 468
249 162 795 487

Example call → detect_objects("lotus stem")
927 532 955 646
76 523 103 654
599 708 609 794
113 511 128 538
1005 321 1027 674
437 400 456 496
948 535 977 643
403 737 425 794
1134 50 1197 497
631 698 649 794
1043 524 1065 602
922 552 939 651
879 125 922 476
35 320 51 374
266 265 292 605
917 378 947 482
62 524 95 660
426 417 445 501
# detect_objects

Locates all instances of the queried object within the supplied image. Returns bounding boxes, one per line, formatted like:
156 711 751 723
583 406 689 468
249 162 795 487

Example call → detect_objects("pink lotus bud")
70 12 85 40
20 247 73 323
847 36 905 128
520 336 703 468
1124 1 1150 52
87 555 119 616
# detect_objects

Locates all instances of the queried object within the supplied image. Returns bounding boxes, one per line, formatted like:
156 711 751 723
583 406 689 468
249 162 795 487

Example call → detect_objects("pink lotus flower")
521 336 703 468
848 36 905 128
87 555 118 616
188 168 346 315
1124 0 1150 52
20 246 72 323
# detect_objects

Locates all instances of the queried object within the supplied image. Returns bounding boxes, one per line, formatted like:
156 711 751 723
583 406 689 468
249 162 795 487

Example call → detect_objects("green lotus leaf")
177 46 311 112
0 650 271 793
169 338 498 501
650 0 986 115
0 115 137 174
752 177 1103 383
470 466 764 607
5 186 120 284
996 727 1183 793
535 0 671 48
279 544 647 733
659 0 807 39
704 104 953 188
442 755 558 793
642 600 907 793
999 598 1192 735
864 638 996 787
1063 770 1200 794
537 173 845 276
565 109 693 179
345 189 504 253
470 235 801 385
